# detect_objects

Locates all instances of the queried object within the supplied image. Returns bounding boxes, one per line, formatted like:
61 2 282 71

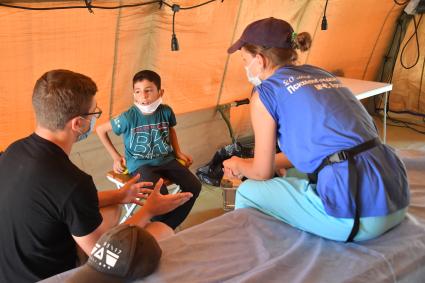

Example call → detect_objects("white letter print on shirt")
129 122 170 159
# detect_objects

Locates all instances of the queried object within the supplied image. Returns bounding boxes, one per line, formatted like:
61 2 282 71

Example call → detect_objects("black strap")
346 154 360 242
308 137 381 242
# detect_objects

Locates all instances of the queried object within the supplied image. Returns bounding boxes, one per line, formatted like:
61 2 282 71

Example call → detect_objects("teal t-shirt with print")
111 104 176 173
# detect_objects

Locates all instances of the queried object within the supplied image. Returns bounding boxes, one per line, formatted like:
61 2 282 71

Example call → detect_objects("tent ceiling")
0 1 412 149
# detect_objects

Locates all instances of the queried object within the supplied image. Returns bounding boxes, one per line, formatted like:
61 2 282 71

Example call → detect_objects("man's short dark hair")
32 69 98 130
132 70 161 90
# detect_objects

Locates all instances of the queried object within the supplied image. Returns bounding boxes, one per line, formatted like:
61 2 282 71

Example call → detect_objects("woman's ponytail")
294 32 312 52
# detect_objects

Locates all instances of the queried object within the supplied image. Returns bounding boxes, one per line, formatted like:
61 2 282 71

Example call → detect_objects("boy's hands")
113 156 127 173
143 178 193 218
175 152 193 167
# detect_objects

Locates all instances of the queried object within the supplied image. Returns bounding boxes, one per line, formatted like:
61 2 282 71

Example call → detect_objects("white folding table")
338 77 392 143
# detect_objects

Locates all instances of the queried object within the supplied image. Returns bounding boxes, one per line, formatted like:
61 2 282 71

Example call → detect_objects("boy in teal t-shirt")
97 70 201 229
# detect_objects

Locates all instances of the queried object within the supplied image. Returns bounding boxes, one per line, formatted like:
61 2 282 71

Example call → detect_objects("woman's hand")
275 168 287 177
113 156 127 173
223 156 243 179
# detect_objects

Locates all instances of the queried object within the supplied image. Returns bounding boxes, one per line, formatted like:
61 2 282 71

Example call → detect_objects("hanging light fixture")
171 4 180 51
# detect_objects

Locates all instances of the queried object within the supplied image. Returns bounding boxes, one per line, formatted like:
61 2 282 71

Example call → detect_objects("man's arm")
72 217 114 255
97 174 153 208
73 178 193 255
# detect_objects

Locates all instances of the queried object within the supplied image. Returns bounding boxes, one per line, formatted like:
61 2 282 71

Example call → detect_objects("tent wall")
0 1 407 152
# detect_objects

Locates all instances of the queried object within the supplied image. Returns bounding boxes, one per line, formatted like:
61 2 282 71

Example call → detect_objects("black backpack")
196 142 254 187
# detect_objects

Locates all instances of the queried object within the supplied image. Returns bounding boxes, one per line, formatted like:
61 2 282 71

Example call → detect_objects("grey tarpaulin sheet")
41 150 425 283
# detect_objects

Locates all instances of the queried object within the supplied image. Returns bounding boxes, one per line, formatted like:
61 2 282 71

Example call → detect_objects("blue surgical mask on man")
77 116 96 142
244 57 262 86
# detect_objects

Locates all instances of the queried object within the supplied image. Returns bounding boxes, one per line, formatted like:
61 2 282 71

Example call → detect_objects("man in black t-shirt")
0 70 193 283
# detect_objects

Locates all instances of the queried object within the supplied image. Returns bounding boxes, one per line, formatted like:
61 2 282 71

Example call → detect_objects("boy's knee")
180 178 201 197
192 180 202 196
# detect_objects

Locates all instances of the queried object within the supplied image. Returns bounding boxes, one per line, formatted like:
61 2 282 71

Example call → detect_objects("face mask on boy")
245 57 262 86
134 97 162 114
77 116 96 142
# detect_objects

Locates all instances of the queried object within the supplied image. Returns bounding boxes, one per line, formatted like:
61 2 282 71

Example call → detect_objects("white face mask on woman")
244 57 262 86
134 97 162 114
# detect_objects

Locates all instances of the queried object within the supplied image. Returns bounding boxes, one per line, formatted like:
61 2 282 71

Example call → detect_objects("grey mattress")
41 149 425 283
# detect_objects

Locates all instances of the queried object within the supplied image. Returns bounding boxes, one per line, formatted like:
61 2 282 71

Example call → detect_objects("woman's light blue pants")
235 169 406 242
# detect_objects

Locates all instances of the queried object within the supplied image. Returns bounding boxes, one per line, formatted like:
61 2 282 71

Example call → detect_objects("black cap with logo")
66 224 162 283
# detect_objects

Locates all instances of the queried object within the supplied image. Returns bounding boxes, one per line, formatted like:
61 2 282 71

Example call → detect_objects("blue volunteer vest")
257 65 409 218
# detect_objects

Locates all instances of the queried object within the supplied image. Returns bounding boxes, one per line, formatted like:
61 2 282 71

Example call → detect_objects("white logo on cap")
90 242 122 269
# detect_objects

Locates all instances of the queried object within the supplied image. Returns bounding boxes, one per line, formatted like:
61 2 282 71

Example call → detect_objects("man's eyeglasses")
81 106 102 119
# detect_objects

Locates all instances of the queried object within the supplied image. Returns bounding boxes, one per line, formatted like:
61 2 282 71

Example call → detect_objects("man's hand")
143 178 193 218
119 174 153 206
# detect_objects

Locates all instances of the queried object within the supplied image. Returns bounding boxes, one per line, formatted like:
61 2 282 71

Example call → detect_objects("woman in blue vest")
223 17 409 242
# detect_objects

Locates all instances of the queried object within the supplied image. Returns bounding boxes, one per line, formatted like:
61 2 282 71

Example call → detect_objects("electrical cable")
0 0 223 10
375 109 425 117
375 10 425 135
418 47 425 112
0 1 161 10
386 122 425 134
0 0 224 51
386 14 423 116
386 113 425 134
374 9 404 112
399 14 422 69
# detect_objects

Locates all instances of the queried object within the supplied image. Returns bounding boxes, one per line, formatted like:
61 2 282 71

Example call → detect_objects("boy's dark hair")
133 70 161 90
32 69 98 131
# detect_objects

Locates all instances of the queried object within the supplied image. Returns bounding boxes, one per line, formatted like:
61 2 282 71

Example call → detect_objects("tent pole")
108 0 123 118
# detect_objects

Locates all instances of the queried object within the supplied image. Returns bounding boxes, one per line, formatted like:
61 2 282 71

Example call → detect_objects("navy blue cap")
228 17 294 53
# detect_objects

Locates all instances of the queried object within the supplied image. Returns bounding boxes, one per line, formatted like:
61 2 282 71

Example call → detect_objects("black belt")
307 137 381 242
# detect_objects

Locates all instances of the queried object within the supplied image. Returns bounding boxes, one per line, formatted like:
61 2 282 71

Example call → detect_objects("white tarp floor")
42 149 425 283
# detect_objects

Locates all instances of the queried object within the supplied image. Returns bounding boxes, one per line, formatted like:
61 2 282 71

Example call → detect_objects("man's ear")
70 116 83 132
159 89 165 97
